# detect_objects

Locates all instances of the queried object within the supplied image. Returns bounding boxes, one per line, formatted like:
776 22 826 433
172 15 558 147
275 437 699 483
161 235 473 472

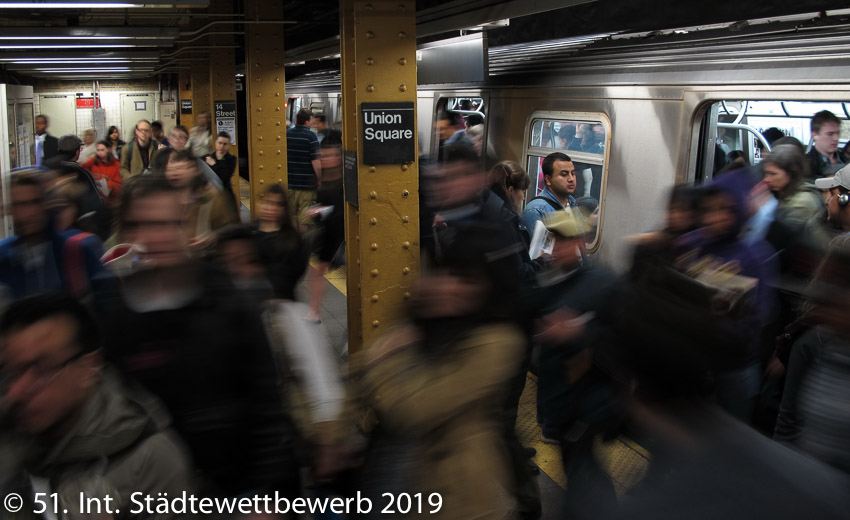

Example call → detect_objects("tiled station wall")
32 79 175 140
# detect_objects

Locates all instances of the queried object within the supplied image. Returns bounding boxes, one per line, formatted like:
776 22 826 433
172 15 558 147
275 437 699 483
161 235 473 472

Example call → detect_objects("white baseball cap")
815 164 850 191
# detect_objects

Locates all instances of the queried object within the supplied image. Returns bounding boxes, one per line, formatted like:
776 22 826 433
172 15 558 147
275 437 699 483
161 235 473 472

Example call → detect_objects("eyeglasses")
0 350 87 394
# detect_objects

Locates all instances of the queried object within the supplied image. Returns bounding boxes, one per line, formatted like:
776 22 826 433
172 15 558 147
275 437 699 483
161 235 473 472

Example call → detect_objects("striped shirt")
286 125 320 191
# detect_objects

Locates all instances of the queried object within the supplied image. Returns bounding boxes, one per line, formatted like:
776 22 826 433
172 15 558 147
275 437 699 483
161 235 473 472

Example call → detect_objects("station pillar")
244 0 287 215
190 61 211 126
178 69 194 129
208 0 239 207
340 0 419 354
209 46 239 207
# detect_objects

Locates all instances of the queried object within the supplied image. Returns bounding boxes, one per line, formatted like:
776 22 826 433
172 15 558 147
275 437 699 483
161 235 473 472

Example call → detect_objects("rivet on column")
371 295 379 303
399 84 407 92
366 58 375 66
369 166 377 173
402 216 410 223
402 190 409 197
366 84 375 92
403 292 411 300
366 31 375 39
371 243 378 251
403 267 410 274
369 191 378 199
371 269 379 277
402 241 411 249
370 218 377 225
401 163 409 171
398 31 406 39
372 320 380 328
399 57 407 65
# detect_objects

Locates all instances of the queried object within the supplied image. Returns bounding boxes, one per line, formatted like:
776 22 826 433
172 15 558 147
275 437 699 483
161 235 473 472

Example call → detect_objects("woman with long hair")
490 160 530 216
107 125 125 158
256 183 309 301
82 139 122 203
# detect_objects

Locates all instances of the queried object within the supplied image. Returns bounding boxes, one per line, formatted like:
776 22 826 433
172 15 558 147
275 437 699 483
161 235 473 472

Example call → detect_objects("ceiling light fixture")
0 44 136 49
0 1 208 8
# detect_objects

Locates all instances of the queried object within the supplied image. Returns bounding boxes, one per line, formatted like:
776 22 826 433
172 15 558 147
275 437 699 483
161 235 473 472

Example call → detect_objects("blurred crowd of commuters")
1 106 849 520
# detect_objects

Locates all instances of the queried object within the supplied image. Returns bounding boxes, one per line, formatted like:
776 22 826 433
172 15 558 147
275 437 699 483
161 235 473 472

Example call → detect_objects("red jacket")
82 157 122 201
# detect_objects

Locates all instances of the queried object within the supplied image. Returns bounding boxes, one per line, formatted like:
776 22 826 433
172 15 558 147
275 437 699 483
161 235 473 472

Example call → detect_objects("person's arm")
311 135 322 187
119 143 131 180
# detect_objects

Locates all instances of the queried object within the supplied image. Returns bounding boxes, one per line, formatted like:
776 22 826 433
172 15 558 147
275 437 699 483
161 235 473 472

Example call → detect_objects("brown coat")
358 322 525 520
184 187 238 239
119 139 160 180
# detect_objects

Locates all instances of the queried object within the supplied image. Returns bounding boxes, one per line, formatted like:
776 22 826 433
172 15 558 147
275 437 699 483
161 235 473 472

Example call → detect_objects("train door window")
696 99 850 182
310 102 325 115
431 96 486 158
525 113 610 250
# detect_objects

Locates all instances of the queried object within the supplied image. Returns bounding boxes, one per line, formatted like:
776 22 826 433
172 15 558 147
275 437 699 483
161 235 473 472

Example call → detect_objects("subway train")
285 16 850 270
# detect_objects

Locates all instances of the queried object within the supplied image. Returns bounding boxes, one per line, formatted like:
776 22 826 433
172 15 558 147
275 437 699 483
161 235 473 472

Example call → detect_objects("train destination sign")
361 102 415 165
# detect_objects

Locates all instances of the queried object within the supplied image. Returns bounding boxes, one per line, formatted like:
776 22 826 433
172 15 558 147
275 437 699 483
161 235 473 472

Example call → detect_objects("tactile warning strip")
309 258 348 295
516 376 650 496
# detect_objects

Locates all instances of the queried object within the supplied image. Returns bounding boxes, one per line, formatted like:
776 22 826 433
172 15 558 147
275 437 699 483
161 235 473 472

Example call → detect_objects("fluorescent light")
0 44 136 49
35 67 133 72
0 1 209 7
9 58 133 65
0 36 133 40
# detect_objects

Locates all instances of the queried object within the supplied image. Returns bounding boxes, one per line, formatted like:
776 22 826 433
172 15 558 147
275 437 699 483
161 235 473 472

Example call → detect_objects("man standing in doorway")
120 119 159 180
807 110 845 180
286 109 321 230
33 115 59 167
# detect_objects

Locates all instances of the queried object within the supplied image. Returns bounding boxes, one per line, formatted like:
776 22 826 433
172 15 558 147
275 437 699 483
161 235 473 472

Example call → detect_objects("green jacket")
119 140 160 180
1 368 193 520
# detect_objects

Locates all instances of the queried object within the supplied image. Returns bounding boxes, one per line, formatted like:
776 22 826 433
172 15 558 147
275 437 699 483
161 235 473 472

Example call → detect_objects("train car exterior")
286 18 850 270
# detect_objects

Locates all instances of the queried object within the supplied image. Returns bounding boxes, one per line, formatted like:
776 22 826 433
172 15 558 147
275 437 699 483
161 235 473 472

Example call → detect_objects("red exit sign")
75 97 100 109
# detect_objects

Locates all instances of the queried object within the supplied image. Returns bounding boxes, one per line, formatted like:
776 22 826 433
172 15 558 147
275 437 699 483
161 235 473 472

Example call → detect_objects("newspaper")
529 220 555 260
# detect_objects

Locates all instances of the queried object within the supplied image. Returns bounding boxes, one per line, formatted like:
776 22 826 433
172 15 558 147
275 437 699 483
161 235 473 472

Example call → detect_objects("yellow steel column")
341 0 419 354
190 61 211 126
178 69 194 129
245 0 286 216
208 0 239 208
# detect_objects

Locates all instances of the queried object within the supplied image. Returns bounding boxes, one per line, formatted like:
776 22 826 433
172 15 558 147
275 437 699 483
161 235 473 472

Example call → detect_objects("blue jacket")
674 169 778 367
521 187 577 233
0 229 105 299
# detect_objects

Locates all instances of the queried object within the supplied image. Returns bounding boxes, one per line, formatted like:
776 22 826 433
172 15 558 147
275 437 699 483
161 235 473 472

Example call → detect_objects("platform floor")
296 260 650 519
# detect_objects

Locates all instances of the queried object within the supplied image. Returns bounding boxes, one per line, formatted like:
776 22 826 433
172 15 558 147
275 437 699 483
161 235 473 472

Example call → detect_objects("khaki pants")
288 188 317 228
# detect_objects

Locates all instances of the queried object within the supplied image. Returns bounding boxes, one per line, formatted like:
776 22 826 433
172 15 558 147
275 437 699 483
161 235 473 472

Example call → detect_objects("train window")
525 114 609 250
697 99 850 181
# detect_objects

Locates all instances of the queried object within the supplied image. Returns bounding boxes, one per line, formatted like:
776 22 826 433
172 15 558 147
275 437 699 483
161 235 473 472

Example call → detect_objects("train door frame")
429 91 489 159
677 90 850 183
522 110 612 253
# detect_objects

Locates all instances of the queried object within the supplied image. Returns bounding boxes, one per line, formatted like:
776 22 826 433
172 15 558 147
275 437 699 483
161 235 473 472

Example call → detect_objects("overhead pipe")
177 31 243 45
161 44 239 58
177 19 295 38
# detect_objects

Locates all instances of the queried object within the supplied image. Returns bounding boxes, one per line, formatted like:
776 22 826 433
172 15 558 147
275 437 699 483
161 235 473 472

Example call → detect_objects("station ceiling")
0 0 848 81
